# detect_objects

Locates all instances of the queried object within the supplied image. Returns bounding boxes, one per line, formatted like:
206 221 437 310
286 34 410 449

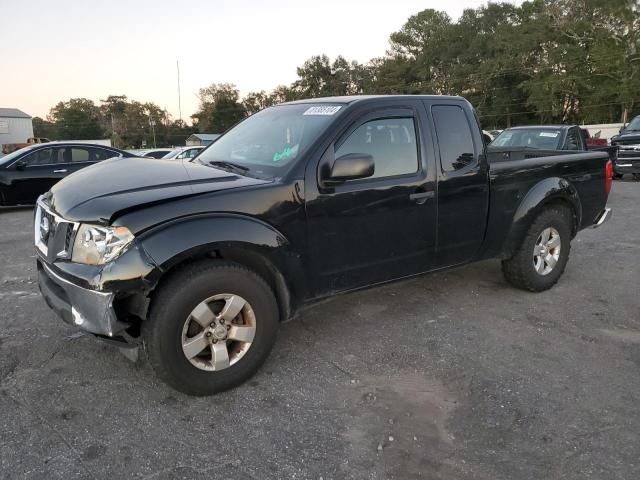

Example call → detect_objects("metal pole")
177 60 183 123
150 118 157 148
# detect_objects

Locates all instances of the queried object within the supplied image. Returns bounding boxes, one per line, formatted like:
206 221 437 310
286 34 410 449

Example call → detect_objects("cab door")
305 104 437 296
424 101 489 267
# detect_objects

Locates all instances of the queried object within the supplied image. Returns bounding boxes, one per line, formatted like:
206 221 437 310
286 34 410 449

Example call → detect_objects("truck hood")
48 157 270 223
612 131 640 145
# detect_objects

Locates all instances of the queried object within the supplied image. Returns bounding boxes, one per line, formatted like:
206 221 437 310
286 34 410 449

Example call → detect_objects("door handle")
53 169 68 173
409 191 434 204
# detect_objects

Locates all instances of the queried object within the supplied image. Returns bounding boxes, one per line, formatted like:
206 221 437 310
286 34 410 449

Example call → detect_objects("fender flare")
139 213 289 267
503 177 582 257
137 213 306 317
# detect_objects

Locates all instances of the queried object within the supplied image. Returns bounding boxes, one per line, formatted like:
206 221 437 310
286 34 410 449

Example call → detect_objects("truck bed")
482 150 611 259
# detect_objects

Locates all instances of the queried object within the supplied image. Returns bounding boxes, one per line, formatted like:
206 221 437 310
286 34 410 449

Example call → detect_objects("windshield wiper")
207 160 250 173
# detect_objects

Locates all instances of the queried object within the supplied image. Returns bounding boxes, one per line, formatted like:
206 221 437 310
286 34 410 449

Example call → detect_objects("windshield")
624 116 640 131
196 103 341 178
491 128 562 149
0 144 38 166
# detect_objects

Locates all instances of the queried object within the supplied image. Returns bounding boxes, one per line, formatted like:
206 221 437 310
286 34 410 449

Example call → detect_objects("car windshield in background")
624 116 640 131
196 104 341 178
491 128 563 149
0 145 38 166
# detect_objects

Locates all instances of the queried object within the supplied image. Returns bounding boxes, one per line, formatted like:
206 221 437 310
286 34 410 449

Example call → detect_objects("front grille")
34 199 78 260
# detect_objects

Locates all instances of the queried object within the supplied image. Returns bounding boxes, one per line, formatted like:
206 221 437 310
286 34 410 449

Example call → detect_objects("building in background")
185 133 220 146
0 108 33 149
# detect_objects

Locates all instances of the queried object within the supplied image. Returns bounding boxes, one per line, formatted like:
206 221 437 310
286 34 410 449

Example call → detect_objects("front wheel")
143 261 279 395
502 206 572 292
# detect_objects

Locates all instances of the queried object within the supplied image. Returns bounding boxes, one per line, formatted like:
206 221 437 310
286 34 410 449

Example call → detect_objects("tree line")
35 0 639 147
33 96 197 149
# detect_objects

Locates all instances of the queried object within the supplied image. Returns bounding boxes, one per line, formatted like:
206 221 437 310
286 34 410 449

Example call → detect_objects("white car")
162 146 206 160
140 148 175 159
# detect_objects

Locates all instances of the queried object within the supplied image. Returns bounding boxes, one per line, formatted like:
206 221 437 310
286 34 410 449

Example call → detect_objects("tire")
613 173 623 180
143 260 279 396
502 206 572 292
633 174 640 182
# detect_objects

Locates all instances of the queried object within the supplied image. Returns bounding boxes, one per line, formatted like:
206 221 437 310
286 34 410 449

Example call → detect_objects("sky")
2 0 519 123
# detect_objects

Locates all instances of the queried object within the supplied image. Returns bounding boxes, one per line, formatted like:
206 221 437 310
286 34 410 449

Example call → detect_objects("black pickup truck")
487 124 618 166
35 95 613 395
611 115 640 180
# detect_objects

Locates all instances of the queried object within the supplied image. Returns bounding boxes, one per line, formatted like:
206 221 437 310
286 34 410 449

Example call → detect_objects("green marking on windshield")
272 145 298 162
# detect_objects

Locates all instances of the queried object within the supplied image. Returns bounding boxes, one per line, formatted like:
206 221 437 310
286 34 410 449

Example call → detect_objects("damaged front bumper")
38 260 128 337
37 242 159 340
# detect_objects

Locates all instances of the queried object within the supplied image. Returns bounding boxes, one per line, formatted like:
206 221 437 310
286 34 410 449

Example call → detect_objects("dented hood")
48 157 269 223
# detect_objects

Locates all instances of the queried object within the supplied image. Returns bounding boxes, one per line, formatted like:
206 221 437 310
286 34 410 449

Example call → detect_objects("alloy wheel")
532 227 561 276
181 294 256 371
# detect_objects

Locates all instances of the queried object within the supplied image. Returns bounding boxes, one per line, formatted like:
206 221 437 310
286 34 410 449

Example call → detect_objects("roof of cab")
281 95 466 105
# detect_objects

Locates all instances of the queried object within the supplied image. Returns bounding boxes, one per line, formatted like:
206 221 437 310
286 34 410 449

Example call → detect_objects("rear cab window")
431 104 477 172
564 128 583 150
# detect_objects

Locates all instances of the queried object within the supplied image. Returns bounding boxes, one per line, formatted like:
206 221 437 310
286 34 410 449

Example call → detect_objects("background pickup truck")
487 124 617 165
35 95 613 395
611 115 640 180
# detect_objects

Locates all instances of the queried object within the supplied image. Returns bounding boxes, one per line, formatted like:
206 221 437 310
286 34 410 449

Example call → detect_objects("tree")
192 83 247 133
99 95 128 146
48 98 103 140
37 1 640 141
379 9 454 94
293 55 376 98
242 91 273 115
267 85 301 104
32 117 57 139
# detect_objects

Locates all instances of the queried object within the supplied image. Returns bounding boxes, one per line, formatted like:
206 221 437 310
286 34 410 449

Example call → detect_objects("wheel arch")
501 177 581 259
138 214 307 321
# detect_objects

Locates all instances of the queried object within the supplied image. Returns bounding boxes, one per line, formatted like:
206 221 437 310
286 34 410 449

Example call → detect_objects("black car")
0 143 134 206
35 95 612 395
611 115 640 180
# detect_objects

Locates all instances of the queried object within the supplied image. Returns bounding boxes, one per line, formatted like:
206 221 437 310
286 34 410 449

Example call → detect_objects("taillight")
605 160 613 194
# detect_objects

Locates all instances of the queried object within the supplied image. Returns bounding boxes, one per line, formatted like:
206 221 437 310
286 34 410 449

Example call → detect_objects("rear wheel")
502 206 572 292
633 173 640 182
143 261 279 395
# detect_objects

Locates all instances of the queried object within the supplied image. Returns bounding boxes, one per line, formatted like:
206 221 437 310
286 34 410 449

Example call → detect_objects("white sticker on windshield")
303 106 342 116
539 132 559 138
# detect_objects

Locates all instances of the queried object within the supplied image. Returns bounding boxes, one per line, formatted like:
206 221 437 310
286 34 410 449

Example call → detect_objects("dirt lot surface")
1 181 639 479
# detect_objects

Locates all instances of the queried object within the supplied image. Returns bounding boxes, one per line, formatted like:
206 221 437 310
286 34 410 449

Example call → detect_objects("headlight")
71 224 134 265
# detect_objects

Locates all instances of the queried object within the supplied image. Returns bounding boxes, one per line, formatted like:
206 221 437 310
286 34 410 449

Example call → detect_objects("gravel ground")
0 180 638 479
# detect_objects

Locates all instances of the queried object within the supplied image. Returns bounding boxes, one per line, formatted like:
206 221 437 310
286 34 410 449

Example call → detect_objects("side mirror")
328 153 374 183
15 160 27 171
